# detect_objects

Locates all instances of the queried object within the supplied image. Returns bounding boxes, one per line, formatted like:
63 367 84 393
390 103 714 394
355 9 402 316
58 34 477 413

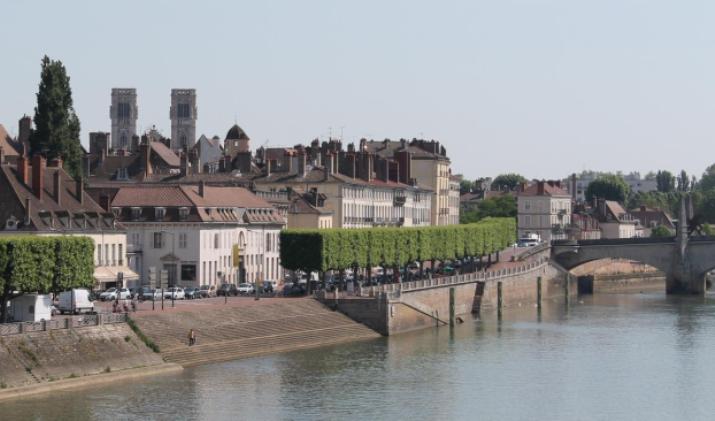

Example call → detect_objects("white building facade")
517 181 572 243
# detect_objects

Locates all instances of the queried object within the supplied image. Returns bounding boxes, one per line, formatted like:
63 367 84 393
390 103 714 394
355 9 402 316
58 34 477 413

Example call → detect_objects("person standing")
188 329 196 346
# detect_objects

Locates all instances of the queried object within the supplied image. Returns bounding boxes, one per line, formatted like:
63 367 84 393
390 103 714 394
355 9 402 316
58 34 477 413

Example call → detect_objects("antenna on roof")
234 113 237 125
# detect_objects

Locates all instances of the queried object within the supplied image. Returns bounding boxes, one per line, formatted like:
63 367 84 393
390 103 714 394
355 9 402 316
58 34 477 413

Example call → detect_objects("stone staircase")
131 299 381 367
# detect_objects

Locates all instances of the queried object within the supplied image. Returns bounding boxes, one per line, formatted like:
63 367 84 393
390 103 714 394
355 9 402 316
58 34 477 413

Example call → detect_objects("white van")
58 289 94 315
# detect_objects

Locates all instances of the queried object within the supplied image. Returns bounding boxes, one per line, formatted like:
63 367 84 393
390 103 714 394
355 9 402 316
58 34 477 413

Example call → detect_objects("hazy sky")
2 0 714 180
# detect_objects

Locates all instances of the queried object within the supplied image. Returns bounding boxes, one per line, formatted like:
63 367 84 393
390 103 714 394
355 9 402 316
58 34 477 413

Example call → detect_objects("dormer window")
56 211 71 228
39 211 53 229
155 207 166 220
111 207 121 218
131 207 142 221
179 207 189 221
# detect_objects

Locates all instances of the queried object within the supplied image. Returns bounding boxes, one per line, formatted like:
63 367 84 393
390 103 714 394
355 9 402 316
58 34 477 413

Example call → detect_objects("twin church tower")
109 88 197 152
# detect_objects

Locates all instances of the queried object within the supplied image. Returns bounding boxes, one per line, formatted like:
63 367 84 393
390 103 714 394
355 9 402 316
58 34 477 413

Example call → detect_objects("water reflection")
5 292 715 420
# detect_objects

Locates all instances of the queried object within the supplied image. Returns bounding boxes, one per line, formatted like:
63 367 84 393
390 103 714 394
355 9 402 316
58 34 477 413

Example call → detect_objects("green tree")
650 225 673 238
699 164 715 192
656 170 675 193
491 173 527 192
459 179 474 194
698 190 715 224
31 55 83 178
585 174 630 203
677 170 690 192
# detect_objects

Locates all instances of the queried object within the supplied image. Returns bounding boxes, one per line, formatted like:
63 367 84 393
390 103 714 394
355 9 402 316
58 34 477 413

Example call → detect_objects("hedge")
280 217 517 272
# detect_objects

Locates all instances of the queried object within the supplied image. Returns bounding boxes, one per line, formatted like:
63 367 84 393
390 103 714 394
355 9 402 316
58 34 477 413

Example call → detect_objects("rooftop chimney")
76 177 84 205
24 197 31 226
199 180 205 197
18 115 31 153
32 154 46 200
536 181 545 196
84 154 91 178
180 152 189 177
48 157 63 168
298 152 307 178
53 170 62 206
17 155 29 185
266 159 272 177
141 143 152 177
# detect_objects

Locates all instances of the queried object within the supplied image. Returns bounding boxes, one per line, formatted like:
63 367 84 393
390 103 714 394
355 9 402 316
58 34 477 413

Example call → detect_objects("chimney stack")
48 157 63 168
17 155 29 185
53 170 62 206
141 143 152 177
18 115 31 153
537 181 545 196
266 159 272 177
298 152 307 178
199 180 205 197
76 177 84 205
32 154 46 200
0 146 4 164
180 152 189 177
24 197 31 226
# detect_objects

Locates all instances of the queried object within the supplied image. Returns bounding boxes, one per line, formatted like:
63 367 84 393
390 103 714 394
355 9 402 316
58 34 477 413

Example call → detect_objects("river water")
5 292 715 421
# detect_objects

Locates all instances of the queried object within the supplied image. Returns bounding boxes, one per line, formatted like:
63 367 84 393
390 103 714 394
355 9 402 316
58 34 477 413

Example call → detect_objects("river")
4 292 715 420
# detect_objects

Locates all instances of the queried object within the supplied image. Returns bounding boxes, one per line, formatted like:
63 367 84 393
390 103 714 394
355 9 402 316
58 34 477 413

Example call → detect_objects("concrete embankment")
132 298 381 367
0 323 176 400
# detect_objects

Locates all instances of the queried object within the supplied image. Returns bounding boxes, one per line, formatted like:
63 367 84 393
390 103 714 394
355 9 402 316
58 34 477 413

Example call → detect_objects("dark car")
184 287 201 299
217 283 238 296
283 283 306 297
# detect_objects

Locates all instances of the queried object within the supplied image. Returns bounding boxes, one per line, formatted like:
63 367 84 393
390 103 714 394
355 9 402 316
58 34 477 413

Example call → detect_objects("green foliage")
31 55 83 178
585 174 630 203
627 191 682 217
656 170 675 193
699 164 715 192
677 170 690 192
460 195 516 224
0 236 95 322
280 218 516 271
491 174 527 192
650 225 673 238
126 317 160 353
698 190 715 224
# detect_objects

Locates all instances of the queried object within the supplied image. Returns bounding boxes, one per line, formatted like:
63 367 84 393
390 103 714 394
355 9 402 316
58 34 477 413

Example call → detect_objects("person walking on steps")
188 329 196 346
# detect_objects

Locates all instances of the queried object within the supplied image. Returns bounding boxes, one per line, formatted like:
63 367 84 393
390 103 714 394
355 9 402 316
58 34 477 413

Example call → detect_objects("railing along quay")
0 313 128 337
334 255 550 298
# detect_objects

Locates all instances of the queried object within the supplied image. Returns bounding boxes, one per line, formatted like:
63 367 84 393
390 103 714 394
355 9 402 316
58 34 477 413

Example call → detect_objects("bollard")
449 287 456 327
565 273 571 305
536 276 542 310
497 281 503 317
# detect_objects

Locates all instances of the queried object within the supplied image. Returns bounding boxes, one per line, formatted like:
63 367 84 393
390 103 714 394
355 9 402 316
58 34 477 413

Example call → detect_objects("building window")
98 244 102 266
181 264 196 282
179 207 189 220
179 233 187 248
117 102 131 119
177 103 191 118
214 233 220 249
155 207 166 220
153 232 163 249
118 244 123 266
104 244 109 265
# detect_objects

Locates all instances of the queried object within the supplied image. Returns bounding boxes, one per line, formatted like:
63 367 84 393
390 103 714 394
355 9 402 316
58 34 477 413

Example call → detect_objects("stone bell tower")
110 88 138 152
169 89 197 152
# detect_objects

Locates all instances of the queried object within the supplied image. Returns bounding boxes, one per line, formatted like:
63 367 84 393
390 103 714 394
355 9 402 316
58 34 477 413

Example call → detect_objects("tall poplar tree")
31 55 83 178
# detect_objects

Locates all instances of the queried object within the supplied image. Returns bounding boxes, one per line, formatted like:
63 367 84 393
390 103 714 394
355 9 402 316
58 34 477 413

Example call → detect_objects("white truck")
57 289 94 315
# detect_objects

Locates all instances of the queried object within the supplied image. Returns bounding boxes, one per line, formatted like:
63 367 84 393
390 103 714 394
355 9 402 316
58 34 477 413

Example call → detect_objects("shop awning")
94 266 140 282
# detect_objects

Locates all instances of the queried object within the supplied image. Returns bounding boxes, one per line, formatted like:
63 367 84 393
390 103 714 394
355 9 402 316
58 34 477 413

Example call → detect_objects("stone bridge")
552 236 715 294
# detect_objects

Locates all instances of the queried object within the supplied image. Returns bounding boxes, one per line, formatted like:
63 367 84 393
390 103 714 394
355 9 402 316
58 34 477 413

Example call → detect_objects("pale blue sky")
2 0 714 180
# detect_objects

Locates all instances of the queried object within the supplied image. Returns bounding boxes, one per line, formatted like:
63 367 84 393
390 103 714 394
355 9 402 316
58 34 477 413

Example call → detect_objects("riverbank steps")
0 323 167 391
132 298 381 367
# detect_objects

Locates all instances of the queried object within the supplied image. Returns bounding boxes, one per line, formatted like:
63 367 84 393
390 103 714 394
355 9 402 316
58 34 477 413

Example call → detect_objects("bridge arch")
552 240 675 277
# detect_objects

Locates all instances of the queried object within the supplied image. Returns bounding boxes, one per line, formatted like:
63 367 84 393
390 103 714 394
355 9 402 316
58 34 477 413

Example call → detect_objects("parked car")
283 282 306 296
184 287 201 299
217 283 238 296
142 289 162 301
57 289 94 315
237 283 255 295
260 280 277 293
164 287 185 300
199 284 216 298
99 287 131 301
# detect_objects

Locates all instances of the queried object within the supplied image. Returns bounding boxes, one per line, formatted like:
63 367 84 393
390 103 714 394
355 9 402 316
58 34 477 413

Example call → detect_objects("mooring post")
449 287 456 327
497 281 503 317
565 273 570 305
537 276 542 310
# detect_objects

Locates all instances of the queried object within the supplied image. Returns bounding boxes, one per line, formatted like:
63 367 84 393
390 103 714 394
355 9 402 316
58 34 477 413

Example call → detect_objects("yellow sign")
232 244 241 267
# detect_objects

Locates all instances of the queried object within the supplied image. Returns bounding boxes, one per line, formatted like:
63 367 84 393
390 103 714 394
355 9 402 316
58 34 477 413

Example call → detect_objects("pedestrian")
188 329 196 346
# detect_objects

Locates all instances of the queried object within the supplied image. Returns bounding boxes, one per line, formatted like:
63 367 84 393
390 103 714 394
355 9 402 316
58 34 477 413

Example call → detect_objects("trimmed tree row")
280 217 516 273
0 236 95 322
